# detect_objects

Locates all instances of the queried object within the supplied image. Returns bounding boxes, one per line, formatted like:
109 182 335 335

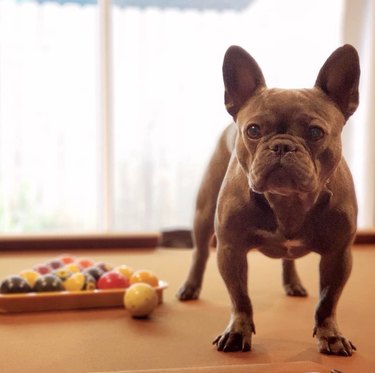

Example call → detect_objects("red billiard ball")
33 264 52 275
97 271 129 290
76 258 95 269
58 254 76 265
0 275 31 294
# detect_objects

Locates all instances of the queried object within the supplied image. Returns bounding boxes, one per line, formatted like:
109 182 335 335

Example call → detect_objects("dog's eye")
307 126 324 141
246 124 262 139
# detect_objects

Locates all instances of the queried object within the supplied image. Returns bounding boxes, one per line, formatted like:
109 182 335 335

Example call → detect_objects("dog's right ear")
223 46 266 119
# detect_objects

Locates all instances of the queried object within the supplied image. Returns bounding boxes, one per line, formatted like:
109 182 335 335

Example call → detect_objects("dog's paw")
314 327 356 356
176 283 200 301
284 283 308 297
213 320 255 352
213 332 252 352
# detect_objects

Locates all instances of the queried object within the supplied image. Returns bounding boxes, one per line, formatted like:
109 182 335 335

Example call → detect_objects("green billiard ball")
0 275 32 294
33 274 64 292
53 268 72 282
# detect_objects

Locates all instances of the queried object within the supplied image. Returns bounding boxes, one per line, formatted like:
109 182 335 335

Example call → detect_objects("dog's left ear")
315 44 360 120
223 46 266 119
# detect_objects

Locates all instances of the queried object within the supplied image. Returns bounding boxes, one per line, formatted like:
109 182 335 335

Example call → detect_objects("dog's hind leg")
176 206 214 300
177 124 235 301
282 259 308 297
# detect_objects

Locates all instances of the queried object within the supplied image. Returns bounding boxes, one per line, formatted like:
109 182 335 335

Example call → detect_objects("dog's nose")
269 141 297 156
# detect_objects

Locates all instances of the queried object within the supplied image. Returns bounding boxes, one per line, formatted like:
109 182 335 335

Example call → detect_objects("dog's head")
223 45 360 196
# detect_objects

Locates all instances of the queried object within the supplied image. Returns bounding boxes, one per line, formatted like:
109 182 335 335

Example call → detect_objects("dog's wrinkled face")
222 45 360 197
235 88 345 195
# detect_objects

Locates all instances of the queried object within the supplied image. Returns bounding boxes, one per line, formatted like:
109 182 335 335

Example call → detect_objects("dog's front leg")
314 246 356 356
213 244 255 352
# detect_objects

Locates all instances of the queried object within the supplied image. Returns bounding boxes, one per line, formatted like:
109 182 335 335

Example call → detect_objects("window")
0 0 99 232
111 0 346 230
0 0 373 233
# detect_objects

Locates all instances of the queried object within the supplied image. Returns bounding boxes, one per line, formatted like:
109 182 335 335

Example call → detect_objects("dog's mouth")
250 157 318 196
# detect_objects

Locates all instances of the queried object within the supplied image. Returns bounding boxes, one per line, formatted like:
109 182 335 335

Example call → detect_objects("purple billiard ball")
47 260 64 270
95 262 113 273
84 266 104 281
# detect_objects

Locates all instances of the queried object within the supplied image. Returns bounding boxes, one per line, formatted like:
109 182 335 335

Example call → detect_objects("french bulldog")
177 44 360 356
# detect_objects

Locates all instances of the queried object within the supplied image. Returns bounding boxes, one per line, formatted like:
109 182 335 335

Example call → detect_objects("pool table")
0 233 374 373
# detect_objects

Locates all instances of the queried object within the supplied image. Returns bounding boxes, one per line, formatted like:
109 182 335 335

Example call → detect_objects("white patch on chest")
284 239 304 256
255 230 308 259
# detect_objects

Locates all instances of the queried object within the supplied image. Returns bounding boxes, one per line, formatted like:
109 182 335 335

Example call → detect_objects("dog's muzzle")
249 137 317 195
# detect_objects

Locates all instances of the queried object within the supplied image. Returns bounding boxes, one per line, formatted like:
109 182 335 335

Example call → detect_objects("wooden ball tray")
0 280 168 313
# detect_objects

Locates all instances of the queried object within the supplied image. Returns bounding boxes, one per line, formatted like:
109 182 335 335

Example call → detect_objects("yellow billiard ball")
114 264 134 279
19 269 41 287
130 270 159 287
124 283 158 318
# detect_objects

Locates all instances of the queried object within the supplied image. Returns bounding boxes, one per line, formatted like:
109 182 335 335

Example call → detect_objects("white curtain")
342 0 375 228
0 0 100 232
0 0 374 233
111 0 350 231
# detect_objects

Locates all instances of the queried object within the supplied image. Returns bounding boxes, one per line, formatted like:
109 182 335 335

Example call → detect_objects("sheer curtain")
342 0 375 228
0 0 100 232
0 0 373 233
111 0 349 231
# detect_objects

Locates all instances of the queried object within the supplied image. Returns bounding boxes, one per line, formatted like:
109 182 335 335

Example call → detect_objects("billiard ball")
19 269 41 287
58 254 76 264
63 272 85 291
63 272 96 291
33 264 51 275
97 271 129 290
82 273 96 290
33 274 64 292
114 264 134 279
0 275 32 294
124 283 158 318
96 262 113 272
63 263 81 273
47 259 64 270
130 270 159 287
76 258 95 269
84 266 104 281
53 268 72 282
